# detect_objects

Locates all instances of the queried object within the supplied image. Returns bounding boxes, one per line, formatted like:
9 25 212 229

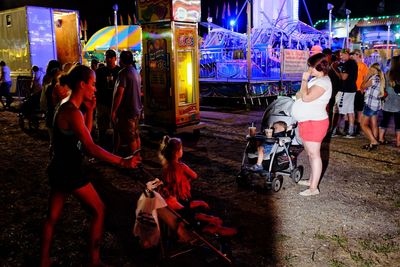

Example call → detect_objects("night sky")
1 0 400 37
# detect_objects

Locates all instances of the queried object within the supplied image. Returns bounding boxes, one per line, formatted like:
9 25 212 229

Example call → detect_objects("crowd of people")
327 48 399 149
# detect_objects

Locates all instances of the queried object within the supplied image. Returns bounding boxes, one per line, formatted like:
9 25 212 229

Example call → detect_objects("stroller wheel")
291 166 303 183
271 175 283 192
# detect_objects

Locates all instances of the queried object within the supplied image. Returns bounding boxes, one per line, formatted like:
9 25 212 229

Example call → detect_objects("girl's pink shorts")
298 119 329 142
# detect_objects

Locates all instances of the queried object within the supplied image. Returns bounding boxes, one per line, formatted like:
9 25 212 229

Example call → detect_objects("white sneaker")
344 134 356 139
297 180 310 186
299 189 320 196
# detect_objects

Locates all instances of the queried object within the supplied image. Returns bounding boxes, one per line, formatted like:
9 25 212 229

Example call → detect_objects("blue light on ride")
230 19 235 31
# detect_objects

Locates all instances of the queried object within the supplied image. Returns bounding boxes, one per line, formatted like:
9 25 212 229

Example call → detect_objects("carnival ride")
198 0 327 103
199 20 326 80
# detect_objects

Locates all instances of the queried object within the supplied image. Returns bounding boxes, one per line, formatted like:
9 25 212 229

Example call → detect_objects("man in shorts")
331 48 358 137
111 50 142 156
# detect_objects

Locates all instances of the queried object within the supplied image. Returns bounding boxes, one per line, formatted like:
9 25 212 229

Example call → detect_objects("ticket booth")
138 0 202 132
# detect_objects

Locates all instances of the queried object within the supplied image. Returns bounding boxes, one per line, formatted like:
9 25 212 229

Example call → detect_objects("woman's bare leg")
40 191 66 267
73 183 105 266
303 141 322 191
370 115 379 140
361 115 378 144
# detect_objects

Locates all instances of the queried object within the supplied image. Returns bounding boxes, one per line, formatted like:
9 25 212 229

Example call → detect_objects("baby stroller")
18 91 45 130
236 96 303 192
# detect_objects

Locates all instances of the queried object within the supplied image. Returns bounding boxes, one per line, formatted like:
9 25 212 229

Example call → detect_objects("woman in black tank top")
40 65 141 267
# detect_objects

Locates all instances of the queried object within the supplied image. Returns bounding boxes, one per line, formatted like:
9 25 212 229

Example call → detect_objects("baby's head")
272 121 287 133
159 135 183 163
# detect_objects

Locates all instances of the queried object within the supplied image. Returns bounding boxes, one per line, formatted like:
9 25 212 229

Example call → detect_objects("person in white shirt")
291 53 332 196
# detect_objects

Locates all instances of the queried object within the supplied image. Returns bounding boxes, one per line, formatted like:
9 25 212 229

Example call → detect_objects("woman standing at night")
39 65 140 267
378 55 400 147
291 53 332 196
359 63 385 150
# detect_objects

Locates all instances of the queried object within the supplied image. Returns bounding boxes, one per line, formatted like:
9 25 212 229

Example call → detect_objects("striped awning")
83 25 142 52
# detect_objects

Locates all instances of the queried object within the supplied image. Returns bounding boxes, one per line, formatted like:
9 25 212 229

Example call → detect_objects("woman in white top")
291 53 332 196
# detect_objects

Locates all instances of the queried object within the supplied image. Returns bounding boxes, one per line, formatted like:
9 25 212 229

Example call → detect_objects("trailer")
0 6 81 96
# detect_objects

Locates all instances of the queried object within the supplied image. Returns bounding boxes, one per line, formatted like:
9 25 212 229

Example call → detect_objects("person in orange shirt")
351 49 369 134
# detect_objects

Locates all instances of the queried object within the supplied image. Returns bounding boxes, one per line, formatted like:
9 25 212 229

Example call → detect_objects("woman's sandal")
362 144 378 151
379 140 390 145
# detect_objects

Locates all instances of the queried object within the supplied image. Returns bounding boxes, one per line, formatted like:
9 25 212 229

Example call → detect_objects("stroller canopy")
261 96 295 129
261 96 302 145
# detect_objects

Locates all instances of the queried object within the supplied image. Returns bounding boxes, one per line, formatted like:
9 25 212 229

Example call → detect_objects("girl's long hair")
370 63 386 97
158 135 182 166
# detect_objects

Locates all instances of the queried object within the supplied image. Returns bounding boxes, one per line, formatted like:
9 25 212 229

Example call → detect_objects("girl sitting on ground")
158 136 237 236
159 136 210 212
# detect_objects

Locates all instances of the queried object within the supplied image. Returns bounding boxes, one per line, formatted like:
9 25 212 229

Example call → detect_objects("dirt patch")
0 110 399 266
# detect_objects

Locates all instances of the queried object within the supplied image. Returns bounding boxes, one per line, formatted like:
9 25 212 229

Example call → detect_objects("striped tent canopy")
83 25 142 53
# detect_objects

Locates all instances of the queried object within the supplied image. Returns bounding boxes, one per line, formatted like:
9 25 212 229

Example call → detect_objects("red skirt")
298 119 329 142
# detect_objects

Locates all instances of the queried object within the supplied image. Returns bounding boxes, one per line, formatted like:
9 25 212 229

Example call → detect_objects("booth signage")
138 0 172 23
282 49 308 74
176 28 196 48
138 0 201 23
173 0 201 23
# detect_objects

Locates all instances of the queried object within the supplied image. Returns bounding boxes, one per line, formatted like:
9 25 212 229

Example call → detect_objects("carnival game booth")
138 0 204 133
82 25 142 69
199 0 327 107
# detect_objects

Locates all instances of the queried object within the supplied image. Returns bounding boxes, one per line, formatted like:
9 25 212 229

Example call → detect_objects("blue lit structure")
198 0 326 104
